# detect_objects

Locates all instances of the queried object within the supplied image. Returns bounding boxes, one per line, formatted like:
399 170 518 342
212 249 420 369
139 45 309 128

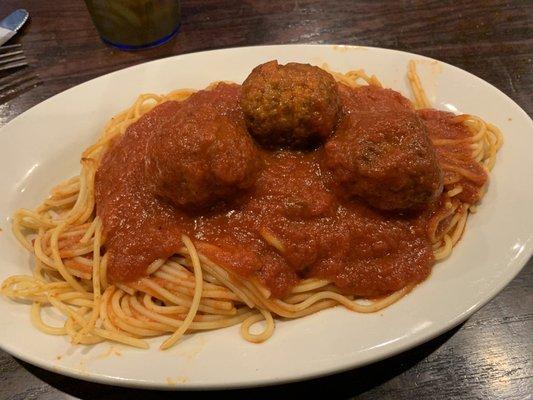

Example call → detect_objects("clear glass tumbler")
84 0 181 50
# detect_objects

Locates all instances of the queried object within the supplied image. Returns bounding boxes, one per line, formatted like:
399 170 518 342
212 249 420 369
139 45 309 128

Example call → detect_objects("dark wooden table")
0 1 531 399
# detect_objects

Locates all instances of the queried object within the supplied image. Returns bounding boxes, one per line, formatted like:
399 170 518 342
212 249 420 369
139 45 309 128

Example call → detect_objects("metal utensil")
0 44 28 71
0 9 29 46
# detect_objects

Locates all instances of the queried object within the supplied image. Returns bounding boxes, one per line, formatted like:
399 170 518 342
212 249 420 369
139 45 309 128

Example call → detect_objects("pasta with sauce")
1 61 501 349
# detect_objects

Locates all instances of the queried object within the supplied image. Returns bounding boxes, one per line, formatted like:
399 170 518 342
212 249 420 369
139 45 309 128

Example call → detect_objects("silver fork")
0 44 40 102
0 43 27 71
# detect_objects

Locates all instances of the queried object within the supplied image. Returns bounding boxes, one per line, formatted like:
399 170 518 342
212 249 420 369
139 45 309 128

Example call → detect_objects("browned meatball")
241 60 340 149
324 111 443 210
145 86 260 210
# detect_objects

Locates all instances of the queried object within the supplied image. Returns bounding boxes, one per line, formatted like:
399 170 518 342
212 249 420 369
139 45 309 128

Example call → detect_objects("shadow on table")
17 324 462 399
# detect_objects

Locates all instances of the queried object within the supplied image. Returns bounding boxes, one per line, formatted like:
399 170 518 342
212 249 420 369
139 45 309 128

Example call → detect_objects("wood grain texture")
0 0 531 399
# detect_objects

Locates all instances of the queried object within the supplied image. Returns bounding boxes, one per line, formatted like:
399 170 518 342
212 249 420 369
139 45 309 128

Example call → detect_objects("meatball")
324 112 443 210
241 60 340 149
145 89 260 211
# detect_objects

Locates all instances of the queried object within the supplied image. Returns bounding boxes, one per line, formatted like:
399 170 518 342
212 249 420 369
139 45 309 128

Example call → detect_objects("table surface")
0 0 531 399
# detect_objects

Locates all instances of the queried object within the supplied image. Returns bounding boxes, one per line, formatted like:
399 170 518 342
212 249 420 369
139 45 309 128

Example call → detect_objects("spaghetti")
1 62 502 349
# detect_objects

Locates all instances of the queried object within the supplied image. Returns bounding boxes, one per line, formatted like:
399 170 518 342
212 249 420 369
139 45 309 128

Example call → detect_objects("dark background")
0 1 531 399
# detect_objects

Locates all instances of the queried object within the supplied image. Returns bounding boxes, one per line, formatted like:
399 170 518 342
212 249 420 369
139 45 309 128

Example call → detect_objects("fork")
0 44 40 102
0 43 28 71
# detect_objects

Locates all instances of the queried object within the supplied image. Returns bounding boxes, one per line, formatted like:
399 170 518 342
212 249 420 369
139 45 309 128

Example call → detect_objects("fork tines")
0 44 28 71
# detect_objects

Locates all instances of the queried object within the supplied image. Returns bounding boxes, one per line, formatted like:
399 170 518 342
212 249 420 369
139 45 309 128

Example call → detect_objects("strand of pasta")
160 235 203 350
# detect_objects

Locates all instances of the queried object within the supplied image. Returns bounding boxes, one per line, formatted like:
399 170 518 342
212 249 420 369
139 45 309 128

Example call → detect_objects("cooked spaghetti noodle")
1 62 502 349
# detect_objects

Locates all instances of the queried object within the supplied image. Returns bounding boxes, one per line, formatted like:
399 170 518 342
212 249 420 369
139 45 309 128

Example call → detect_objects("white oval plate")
0 45 531 390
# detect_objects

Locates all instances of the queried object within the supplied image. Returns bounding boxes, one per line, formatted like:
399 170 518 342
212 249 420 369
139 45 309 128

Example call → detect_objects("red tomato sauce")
418 109 488 204
95 82 485 299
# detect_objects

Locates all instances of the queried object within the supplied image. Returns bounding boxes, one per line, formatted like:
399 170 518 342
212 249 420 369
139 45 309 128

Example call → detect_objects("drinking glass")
84 0 181 50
